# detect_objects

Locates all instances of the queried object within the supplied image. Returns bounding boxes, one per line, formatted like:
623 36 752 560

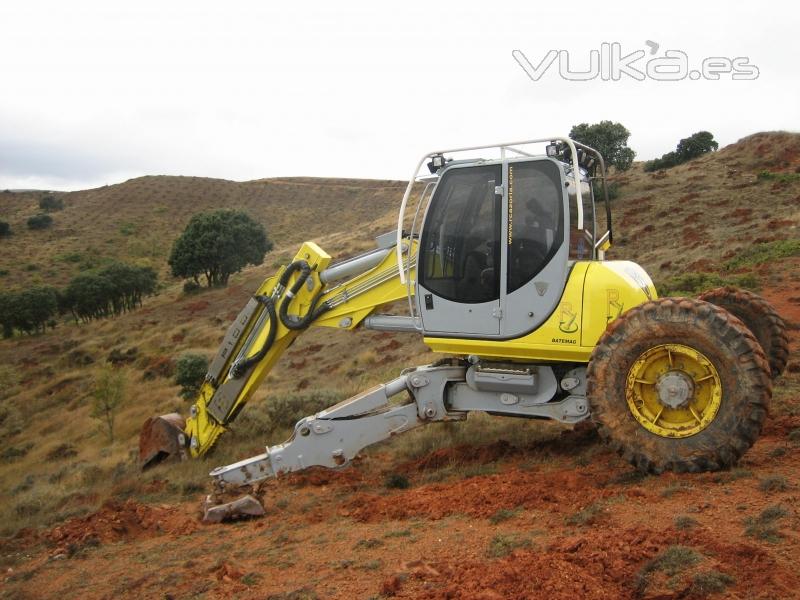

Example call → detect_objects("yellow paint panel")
424 260 657 364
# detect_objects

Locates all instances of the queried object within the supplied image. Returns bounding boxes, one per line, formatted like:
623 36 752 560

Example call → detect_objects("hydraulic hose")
229 294 278 379
230 260 331 378
278 260 332 330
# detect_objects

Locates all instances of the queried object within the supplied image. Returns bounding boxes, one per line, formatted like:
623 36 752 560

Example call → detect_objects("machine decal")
558 302 579 333
606 288 624 322
624 266 653 300
507 165 514 245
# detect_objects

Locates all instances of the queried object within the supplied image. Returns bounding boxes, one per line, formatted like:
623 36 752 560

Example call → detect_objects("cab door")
417 163 502 335
501 158 569 337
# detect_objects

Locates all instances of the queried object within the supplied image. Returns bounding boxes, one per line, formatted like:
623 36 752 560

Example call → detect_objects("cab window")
419 165 502 304
507 160 564 293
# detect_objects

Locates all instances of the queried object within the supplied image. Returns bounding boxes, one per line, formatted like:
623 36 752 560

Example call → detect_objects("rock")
202 494 265 524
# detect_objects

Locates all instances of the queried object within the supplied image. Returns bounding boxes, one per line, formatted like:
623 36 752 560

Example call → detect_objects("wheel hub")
655 371 694 409
625 344 722 439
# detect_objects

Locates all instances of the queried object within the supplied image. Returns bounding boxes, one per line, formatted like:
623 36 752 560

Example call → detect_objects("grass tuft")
674 515 699 530
486 533 532 558
743 504 788 543
489 508 521 524
690 570 735 594
565 501 606 526
758 475 789 493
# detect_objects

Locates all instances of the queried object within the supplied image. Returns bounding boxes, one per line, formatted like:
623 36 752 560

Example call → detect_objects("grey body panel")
415 156 570 340
417 284 500 335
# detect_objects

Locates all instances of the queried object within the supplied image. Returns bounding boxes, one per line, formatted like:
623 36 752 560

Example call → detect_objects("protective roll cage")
395 137 613 293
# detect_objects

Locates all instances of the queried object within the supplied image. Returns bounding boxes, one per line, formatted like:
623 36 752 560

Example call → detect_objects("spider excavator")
139 136 787 494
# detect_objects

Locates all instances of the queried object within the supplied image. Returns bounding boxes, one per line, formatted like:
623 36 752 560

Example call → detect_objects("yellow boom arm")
183 240 416 457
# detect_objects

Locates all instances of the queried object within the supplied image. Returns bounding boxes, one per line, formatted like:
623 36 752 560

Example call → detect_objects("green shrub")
39 195 64 211
757 171 800 183
725 239 800 270
174 354 209 400
384 473 410 489
657 272 758 297
0 221 10 237
26 214 53 230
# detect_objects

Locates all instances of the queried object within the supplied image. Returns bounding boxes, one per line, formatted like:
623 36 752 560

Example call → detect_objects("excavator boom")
140 236 417 467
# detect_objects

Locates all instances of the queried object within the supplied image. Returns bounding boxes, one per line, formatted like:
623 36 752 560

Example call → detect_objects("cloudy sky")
0 1 797 191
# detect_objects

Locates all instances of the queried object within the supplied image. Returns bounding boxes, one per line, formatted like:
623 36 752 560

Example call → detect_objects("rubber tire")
587 298 771 474
698 286 789 378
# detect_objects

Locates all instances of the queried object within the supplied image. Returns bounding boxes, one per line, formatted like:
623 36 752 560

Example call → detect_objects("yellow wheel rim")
626 344 722 438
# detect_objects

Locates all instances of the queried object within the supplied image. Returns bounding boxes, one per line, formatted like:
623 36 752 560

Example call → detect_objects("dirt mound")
383 524 798 599
345 462 622 522
47 499 197 547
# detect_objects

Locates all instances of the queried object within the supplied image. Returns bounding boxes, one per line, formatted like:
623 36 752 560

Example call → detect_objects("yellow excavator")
140 136 788 494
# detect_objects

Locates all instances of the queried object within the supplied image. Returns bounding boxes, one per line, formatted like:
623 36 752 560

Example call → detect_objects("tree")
39 195 64 212
175 354 209 400
169 210 272 287
16 286 59 334
644 131 719 172
0 286 59 336
91 366 126 442
60 263 157 323
27 214 53 230
676 131 719 162
0 222 10 237
0 292 16 338
569 121 636 171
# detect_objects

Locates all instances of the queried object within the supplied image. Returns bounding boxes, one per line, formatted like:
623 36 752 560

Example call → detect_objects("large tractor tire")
698 286 789 378
587 298 771 474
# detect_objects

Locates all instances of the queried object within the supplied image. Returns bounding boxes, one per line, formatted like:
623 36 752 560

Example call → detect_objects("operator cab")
402 139 609 339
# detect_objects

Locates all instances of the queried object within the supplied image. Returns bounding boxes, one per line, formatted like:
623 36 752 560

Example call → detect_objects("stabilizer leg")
209 365 468 487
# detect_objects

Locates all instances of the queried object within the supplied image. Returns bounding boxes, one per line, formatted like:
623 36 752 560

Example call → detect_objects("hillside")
0 131 799 599
0 176 407 287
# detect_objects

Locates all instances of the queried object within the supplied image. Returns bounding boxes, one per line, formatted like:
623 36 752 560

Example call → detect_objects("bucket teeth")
138 413 187 469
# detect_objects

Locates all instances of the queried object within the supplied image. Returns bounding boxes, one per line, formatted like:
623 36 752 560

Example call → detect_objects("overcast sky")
0 1 797 191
